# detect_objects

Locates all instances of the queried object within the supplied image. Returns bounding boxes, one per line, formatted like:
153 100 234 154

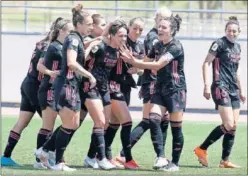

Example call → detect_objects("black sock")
121 121 133 162
161 113 170 147
43 125 61 152
120 118 149 157
200 124 227 150
4 131 21 158
105 123 120 160
37 128 52 149
87 132 97 159
93 127 105 160
170 121 184 166
55 127 74 164
222 129 236 161
149 113 165 158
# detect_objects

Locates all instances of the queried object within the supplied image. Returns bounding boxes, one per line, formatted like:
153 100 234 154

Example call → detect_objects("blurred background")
1 1 247 111
2 1 247 39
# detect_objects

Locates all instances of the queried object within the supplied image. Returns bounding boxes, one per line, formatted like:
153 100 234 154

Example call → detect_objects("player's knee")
95 118 106 128
223 122 235 131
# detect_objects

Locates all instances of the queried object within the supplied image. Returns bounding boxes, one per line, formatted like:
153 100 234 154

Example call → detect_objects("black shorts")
38 88 55 111
211 85 240 110
139 81 156 104
109 80 131 106
82 82 111 107
79 90 88 112
56 84 81 112
20 77 41 116
151 89 187 113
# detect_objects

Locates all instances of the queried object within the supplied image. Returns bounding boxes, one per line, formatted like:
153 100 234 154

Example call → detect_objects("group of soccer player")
1 3 245 172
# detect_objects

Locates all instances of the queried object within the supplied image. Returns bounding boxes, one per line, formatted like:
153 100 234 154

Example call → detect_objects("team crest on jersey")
211 43 218 51
72 39 79 47
91 46 99 53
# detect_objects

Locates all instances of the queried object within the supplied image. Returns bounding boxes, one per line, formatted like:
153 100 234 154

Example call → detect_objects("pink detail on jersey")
214 57 220 81
88 57 95 71
66 69 74 79
49 61 59 83
83 82 90 92
47 89 54 101
172 60 180 84
116 58 122 74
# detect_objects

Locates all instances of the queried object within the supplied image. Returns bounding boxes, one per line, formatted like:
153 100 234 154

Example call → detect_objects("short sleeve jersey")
209 36 241 93
147 38 186 95
39 40 63 92
59 31 85 86
27 40 49 83
140 28 159 84
109 36 145 88
85 42 119 91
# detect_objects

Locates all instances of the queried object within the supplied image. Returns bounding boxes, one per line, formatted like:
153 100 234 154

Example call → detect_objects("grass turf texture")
1 116 247 175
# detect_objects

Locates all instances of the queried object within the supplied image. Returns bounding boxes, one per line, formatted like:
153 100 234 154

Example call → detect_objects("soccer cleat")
97 158 116 170
33 161 47 169
123 159 139 169
108 158 124 169
1 156 20 167
51 162 76 171
84 156 99 169
161 162 179 172
115 156 126 165
35 147 51 169
48 151 56 166
194 146 208 167
219 160 241 168
153 157 169 170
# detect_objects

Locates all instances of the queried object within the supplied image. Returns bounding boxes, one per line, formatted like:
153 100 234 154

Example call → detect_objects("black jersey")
109 36 145 90
147 38 186 95
27 40 49 83
58 31 85 86
85 42 118 92
209 36 241 93
140 28 159 85
39 40 63 93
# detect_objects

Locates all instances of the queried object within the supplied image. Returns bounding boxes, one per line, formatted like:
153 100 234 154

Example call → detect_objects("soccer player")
36 4 97 171
116 7 172 164
120 14 186 172
104 17 146 169
34 19 74 167
194 16 245 168
0 17 62 167
82 19 128 170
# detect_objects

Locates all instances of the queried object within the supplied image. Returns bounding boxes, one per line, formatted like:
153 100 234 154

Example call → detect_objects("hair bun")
174 14 182 31
72 4 83 15
174 14 182 24
229 16 238 21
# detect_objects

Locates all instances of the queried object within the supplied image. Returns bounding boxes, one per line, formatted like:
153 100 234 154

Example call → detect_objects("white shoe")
48 151 56 166
51 162 76 171
153 157 169 170
84 156 99 169
35 147 51 169
97 158 116 170
161 162 179 172
33 161 47 169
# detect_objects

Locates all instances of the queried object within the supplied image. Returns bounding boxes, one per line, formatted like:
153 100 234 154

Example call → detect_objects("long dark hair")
41 17 63 43
71 4 91 27
50 19 71 42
